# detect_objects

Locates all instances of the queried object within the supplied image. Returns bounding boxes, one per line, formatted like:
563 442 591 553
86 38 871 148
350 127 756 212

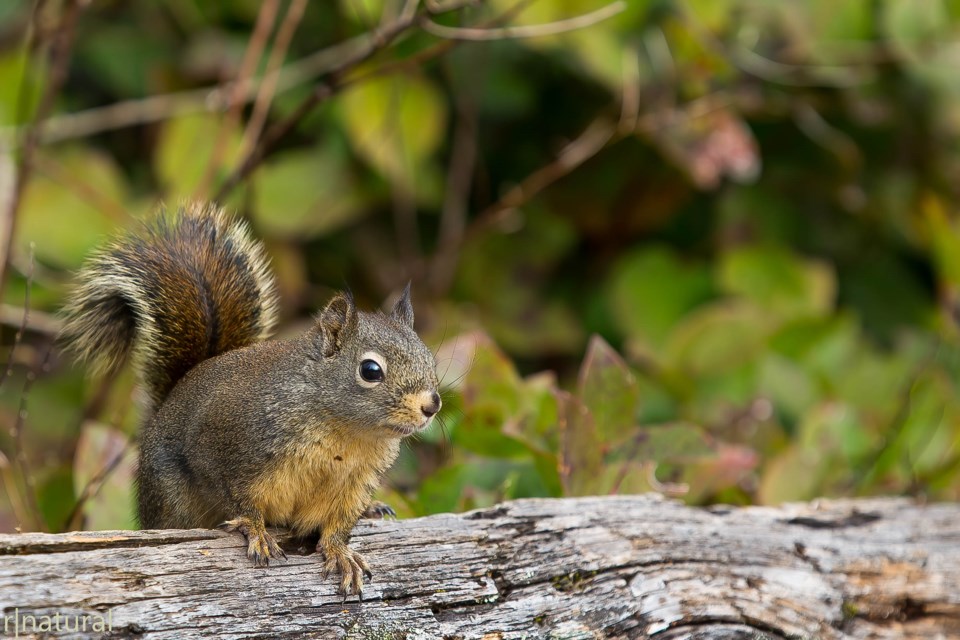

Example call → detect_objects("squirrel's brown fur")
61 202 440 596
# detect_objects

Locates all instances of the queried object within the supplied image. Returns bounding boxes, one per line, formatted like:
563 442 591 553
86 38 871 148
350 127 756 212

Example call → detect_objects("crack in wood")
784 511 882 529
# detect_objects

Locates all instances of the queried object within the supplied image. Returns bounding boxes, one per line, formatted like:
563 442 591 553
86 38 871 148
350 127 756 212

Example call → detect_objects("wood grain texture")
0 495 957 639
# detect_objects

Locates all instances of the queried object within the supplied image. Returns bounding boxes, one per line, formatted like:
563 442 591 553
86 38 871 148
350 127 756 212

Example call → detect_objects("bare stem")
193 0 281 200
63 435 132 532
12 343 54 531
422 0 625 40
212 0 441 202
239 0 309 164
0 0 84 306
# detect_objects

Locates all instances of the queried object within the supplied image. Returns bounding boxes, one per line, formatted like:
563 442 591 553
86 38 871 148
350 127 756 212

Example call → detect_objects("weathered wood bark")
0 495 957 639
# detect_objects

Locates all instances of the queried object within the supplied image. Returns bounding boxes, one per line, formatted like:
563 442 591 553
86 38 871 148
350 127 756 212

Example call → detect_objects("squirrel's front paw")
222 517 287 567
361 500 396 519
319 541 372 597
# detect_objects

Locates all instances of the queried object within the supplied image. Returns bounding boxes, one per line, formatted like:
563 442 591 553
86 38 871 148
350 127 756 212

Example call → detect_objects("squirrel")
61 202 441 597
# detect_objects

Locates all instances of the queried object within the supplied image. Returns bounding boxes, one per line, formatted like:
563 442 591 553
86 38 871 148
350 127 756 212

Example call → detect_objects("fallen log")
0 494 957 639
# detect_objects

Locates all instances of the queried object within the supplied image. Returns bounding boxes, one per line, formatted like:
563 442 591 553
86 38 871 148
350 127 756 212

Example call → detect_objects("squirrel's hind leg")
318 531 372 598
221 513 286 567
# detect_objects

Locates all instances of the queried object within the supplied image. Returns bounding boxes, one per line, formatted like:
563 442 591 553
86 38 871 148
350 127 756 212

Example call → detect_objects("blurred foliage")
1 0 960 533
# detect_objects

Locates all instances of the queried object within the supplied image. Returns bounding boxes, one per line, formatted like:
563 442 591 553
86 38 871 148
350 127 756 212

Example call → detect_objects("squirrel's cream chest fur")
252 428 401 536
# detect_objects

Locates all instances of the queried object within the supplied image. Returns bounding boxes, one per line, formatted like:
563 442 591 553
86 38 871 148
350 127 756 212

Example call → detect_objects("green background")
1 0 959 532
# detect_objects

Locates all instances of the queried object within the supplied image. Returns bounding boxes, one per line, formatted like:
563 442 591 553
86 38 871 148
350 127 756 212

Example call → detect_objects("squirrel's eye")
359 359 384 383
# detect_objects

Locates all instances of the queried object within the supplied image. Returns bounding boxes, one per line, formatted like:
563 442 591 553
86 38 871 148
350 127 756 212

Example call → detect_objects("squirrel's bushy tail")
61 202 278 408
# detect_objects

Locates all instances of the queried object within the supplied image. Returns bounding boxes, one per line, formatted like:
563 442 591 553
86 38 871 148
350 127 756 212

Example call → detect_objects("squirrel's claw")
361 501 396 520
320 543 372 597
222 517 285 567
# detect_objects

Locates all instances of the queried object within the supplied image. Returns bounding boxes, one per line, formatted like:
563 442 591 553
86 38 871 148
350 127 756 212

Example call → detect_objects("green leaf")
509 371 562 454
797 403 873 463
808 0 873 43
155 113 243 198
607 246 713 353
718 245 835 319
923 195 960 288
632 421 715 462
762 401 873 503
417 459 549 514
759 443 822 504
769 315 861 382
684 0 739 31
0 51 44 126
883 0 955 93
453 333 528 457
559 393 606 496
577 334 639 445
664 300 772 376
253 148 366 239
885 1 949 54
339 73 447 188
758 353 819 425
890 371 957 477
17 148 126 268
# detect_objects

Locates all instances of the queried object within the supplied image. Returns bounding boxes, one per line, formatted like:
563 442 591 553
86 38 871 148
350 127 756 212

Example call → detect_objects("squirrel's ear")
317 291 357 357
390 282 414 328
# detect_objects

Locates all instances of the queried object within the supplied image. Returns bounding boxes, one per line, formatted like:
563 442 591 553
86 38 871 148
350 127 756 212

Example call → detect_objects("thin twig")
63 441 130 531
1 244 34 391
680 5 872 88
56 363 125 485
399 0 422 25
63 432 132 532
0 0 495 151
12 342 54 532
0 42 348 146
212 0 438 202
424 0 482 13
194 0 281 199
792 101 862 174
0 0 84 306
357 0 534 82
618 44 641 133
214 0 545 203
467 117 617 241
465 92 733 243
239 0 308 163
422 0 625 40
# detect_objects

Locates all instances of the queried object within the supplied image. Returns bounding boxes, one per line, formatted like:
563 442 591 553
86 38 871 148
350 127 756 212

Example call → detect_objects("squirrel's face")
310 288 440 436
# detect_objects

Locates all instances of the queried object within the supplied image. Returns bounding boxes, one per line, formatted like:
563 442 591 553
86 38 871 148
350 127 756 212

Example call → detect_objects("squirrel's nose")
421 391 441 418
